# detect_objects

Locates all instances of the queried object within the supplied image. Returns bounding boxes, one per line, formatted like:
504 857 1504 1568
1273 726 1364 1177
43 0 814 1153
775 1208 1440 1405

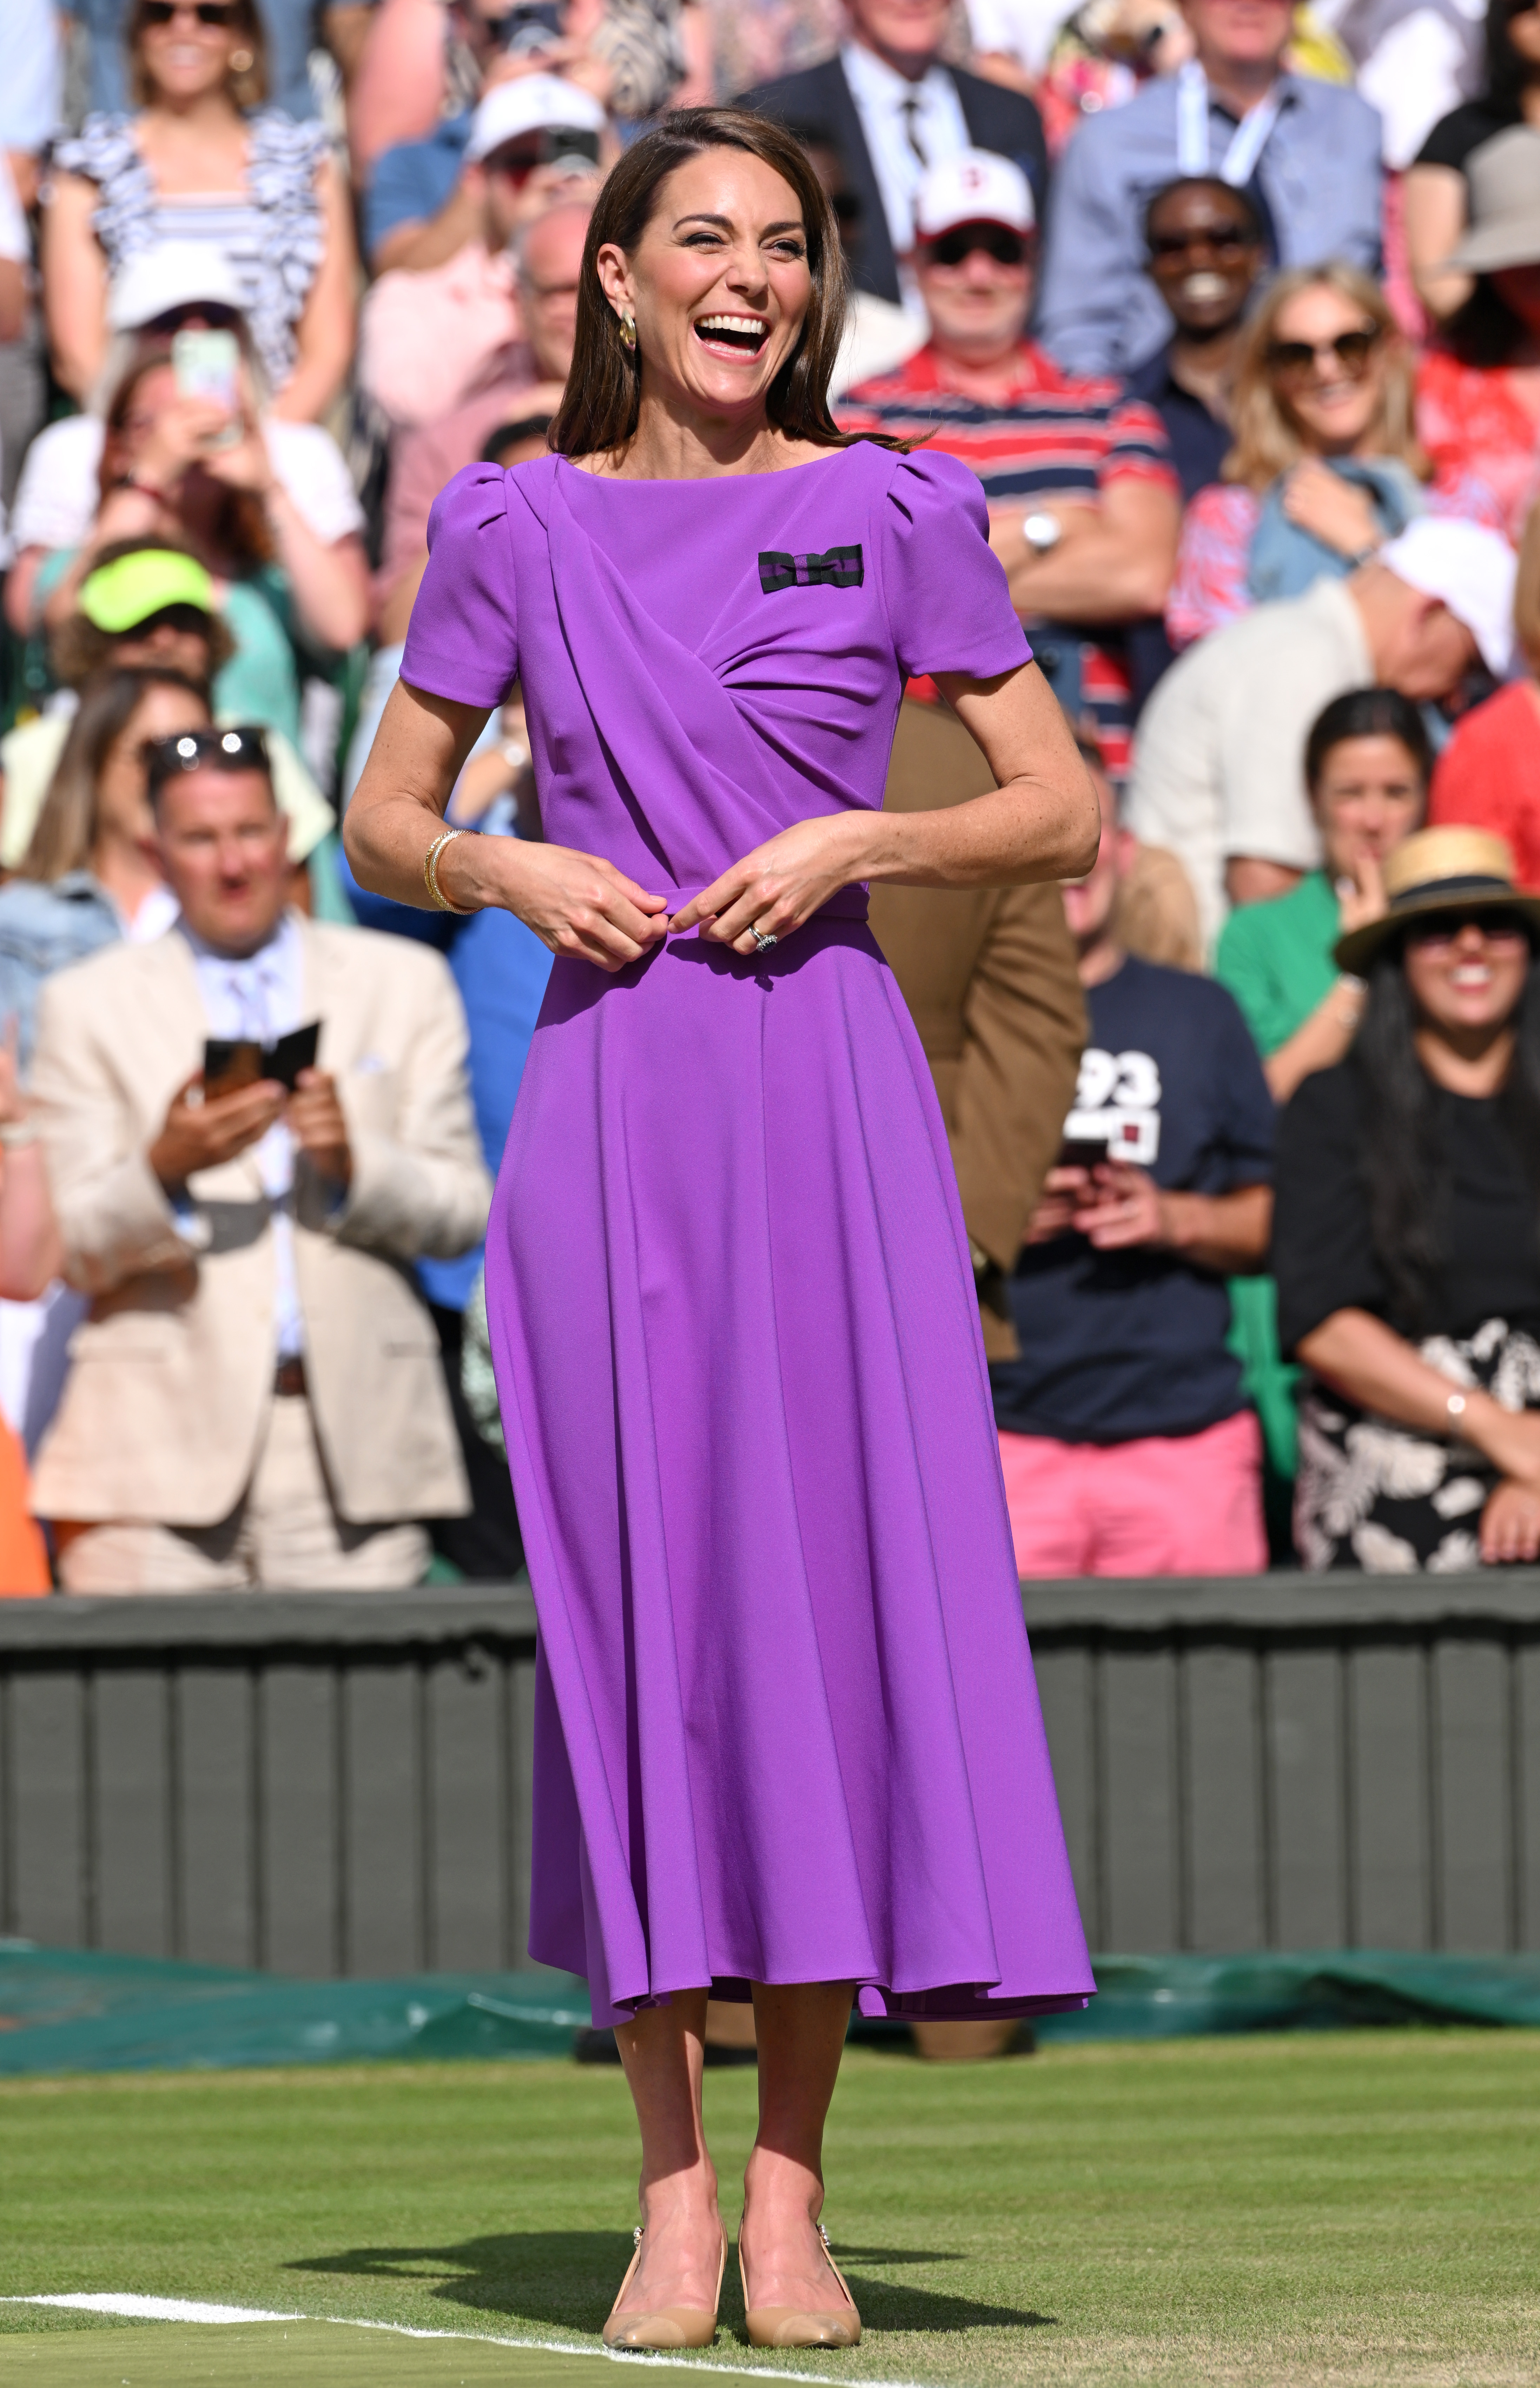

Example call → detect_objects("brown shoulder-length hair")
552 107 869 462
1222 263 1429 492
100 352 275 573
20 666 211 885
128 0 267 108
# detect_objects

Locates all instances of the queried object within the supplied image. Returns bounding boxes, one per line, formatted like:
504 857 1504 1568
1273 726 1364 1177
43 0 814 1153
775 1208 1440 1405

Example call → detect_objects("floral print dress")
1295 1318 1540 1572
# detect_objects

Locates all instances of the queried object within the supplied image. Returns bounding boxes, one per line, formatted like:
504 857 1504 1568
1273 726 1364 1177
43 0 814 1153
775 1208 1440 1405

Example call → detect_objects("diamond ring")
752 929 778 954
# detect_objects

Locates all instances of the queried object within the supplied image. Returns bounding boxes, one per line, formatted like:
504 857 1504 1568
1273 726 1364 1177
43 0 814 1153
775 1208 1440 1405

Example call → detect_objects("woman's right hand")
487 840 670 972
1335 850 1388 939
1479 1477 1540 1564
128 396 239 494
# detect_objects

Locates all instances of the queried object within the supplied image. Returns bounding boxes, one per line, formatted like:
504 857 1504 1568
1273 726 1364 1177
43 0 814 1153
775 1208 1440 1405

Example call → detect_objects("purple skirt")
484 905 1093 2026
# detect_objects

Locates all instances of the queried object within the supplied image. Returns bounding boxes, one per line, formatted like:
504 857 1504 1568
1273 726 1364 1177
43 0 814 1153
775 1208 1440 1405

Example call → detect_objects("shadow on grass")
289 2235 1057 2336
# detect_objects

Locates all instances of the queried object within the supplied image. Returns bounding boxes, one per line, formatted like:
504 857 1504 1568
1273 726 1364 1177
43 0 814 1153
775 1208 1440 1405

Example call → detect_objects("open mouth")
1178 271 1230 305
693 313 769 359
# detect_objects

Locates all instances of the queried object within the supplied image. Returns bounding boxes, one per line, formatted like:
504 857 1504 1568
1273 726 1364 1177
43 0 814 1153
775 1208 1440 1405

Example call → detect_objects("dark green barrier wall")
1 1574 1538 1975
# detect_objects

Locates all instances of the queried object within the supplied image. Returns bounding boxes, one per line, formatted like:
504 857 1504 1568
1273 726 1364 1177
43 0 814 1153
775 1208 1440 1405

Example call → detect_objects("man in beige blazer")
29 727 493 1593
870 696 1087 1365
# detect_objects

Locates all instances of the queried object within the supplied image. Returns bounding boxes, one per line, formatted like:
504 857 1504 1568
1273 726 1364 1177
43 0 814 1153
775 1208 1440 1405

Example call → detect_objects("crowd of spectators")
5 0 1540 1587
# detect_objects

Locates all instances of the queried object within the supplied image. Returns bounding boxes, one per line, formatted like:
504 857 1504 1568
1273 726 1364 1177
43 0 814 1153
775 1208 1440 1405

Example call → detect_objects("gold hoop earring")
618 310 636 351
230 46 254 70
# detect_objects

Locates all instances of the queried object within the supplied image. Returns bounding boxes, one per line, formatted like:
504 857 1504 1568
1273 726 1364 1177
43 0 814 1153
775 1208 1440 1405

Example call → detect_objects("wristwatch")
1021 510 1063 556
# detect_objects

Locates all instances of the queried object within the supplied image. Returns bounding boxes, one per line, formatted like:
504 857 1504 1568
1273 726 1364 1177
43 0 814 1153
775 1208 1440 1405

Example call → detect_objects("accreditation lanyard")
1175 58 1284 187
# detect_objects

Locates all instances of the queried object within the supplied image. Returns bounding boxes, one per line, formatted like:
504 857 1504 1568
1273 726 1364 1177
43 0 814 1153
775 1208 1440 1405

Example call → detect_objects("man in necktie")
735 0 1046 315
29 726 492 1593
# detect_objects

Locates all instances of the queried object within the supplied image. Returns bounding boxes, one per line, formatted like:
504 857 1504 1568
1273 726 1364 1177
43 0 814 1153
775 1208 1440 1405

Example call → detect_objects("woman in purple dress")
346 107 1096 2357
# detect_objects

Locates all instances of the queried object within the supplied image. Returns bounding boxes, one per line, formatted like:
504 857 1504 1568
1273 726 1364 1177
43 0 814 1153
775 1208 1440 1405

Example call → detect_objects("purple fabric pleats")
403 443 1095 2024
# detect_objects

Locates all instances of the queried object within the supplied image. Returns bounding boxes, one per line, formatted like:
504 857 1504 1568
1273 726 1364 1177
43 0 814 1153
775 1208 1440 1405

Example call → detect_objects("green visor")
78 549 216 633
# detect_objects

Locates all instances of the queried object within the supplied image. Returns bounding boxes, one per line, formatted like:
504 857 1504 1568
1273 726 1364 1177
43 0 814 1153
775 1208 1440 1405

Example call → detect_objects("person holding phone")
25 343 369 748
26 724 492 1594
995 753 1275 1578
42 0 357 422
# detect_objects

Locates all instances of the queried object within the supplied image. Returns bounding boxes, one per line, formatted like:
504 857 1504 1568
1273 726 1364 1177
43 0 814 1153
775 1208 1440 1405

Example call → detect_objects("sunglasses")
140 1 239 25
144 724 269 793
1265 326 1380 379
144 301 244 336
926 224 1030 270
1404 911 1532 950
1148 223 1257 260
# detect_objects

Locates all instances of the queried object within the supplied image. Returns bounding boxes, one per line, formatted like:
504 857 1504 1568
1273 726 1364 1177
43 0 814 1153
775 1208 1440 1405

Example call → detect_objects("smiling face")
1312 735 1426 883
1266 280 1387 454
1145 181 1261 335
1403 915 1532 1040
135 0 246 105
916 224 1033 368
595 148 813 429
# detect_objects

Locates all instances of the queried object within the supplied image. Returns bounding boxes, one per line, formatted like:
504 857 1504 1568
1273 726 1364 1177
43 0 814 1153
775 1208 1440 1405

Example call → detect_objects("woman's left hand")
668 813 870 955
1282 460 1381 560
1480 1475 1540 1564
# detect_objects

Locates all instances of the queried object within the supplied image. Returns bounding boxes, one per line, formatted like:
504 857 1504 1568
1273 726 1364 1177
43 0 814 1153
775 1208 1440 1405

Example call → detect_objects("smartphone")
1057 1134 1110 1171
203 1022 321 1102
497 0 563 49
172 328 241 449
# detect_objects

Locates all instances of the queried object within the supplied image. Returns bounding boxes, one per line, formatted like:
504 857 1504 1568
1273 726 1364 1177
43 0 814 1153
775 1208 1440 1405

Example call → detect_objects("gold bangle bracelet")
424 827 469 914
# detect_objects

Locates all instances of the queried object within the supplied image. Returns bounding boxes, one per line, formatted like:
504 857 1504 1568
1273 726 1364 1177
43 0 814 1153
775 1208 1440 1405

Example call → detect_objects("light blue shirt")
1036 72 1383 379
182 912 309 1364
0 0 61 149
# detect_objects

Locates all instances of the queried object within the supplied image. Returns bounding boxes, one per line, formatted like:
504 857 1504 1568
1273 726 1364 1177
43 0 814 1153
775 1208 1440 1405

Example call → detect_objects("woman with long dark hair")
1274 825 1540 1571
346 106 1096 2351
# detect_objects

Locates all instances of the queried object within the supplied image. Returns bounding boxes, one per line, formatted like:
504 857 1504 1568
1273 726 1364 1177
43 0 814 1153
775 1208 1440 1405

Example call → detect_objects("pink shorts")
998 1408 1267 1579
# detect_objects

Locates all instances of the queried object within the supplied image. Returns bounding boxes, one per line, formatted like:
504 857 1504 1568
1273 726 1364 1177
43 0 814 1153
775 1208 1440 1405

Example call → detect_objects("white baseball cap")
1376 517 1519 680
107 241 247 330
914 148 1035 243
464 73 607 167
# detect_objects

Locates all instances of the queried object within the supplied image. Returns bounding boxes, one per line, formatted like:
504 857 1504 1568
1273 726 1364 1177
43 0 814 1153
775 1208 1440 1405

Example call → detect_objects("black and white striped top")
55 109 328 392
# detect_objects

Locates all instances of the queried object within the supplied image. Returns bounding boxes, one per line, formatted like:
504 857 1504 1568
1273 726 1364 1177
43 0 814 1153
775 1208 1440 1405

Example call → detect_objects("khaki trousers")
56 1395 429 1594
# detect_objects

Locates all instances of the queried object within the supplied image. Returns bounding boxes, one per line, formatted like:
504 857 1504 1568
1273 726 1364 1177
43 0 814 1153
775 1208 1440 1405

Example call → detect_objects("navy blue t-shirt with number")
992 954 1275 1444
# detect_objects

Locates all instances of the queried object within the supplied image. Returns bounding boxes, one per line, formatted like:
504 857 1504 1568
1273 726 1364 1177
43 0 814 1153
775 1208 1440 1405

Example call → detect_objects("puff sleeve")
400 463 520 712
878 448 1032 686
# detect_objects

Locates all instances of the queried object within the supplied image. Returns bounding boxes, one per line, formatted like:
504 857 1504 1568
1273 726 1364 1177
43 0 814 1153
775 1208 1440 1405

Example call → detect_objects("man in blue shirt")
993 758 1275 1577
1037 0 1382 378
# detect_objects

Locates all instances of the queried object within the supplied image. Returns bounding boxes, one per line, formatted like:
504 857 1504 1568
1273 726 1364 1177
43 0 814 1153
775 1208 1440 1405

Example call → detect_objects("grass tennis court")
4 2032 1539 2386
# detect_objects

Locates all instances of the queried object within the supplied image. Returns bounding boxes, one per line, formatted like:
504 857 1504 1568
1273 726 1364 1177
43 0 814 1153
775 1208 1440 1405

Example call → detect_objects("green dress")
1215 872 1342 1486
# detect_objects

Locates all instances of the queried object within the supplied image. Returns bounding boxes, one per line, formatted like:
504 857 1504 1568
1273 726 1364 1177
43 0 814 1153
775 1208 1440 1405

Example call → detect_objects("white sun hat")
1376 517 1520 681
107 242 247 331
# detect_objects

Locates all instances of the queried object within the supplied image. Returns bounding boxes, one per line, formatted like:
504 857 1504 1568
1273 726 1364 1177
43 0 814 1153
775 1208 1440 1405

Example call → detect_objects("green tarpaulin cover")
2 1941 1538 2076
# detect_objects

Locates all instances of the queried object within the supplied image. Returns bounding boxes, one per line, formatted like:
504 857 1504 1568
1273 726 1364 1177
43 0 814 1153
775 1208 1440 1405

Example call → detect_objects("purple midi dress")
401 439 1094 2028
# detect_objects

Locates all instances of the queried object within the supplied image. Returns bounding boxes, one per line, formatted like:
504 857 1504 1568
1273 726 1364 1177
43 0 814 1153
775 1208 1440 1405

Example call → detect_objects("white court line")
2 2296 928 2386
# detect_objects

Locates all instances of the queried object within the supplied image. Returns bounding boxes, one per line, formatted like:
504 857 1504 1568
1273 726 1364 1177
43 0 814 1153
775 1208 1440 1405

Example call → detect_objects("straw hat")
1442 125 1540 276
1334 825 1540 973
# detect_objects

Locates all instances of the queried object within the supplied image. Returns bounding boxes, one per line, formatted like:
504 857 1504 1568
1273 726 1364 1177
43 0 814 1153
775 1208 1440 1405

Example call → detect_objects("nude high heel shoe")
602 2224 726 2350
740 2220 862 2349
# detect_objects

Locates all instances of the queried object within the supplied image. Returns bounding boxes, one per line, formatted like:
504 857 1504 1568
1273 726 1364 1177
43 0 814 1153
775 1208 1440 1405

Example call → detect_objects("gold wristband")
424 827 469 914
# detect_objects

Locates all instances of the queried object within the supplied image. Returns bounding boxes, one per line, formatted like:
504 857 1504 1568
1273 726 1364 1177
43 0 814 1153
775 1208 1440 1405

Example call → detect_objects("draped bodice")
401 442 1030 905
